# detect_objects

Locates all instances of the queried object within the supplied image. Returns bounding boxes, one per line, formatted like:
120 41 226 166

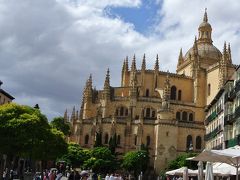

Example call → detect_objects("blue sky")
108 0 162 35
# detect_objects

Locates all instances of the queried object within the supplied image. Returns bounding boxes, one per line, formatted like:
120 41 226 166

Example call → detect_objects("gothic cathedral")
66 10 236 172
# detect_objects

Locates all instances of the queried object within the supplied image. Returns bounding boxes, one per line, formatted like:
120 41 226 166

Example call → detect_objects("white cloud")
0 0 239 119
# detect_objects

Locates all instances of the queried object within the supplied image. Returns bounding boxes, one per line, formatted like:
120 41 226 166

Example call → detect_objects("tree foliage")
108 133 117 154
59 143 90 168
83 147 118 173
122 150 149 177
50 116 71 136
167 153 198 170
0 103 67 160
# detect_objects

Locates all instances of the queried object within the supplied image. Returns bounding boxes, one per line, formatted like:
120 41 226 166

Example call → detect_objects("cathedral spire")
141 54 146 71
131 54 136 71
125 56 129 71
154 54 159 71
228 43 232 64
203 8 208 22
104 68 110 90
64 109 68 122
193 36 198 55
177 48 184 66
71 106 76 122
122 58 126 72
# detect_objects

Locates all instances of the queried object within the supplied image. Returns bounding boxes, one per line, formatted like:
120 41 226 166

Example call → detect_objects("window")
146 89 149 97
176 112 181 120
117 135 121 145
120 107 124 116
85 134 89 144
146 108 151 118
134 135 137 145
196 136 202 150
208 84 211 96
178 90 182 101
182 111 188 121
152 111 155 118
186 135 193 150
146 136 151 146
125 109 128 116
104 133 109 144
189 113 193 121
170 86 177 100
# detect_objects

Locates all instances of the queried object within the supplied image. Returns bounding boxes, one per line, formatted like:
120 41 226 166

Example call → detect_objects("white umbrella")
166 167 197 176
205 162 213 180
212 162 237 176
197 161 203 180
183 167 188 180
190 145 240 180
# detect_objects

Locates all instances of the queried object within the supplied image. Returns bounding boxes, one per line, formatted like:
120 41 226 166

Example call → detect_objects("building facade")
67 11 236 172
0 80 14 105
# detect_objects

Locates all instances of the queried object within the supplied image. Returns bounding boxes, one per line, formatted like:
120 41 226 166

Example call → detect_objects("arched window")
152 111 155 118
115 109 119 116
176 112 181 120
208 84 211 96
146 136 151 146
146 89 149 97
146 108 151 118
182 111 188 121
170 86 177 100
85 134 89 144
186 135 193 150
117 135 121 145
189 113 194 121
125 109 128 116
134 135 137 145
196 136 202 150
104 133 109 144
120 107 124 116
178 90 182 101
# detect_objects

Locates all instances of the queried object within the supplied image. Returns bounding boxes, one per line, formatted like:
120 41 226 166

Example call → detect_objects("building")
67 10 236 172
0 80 14 105
224 66 240 148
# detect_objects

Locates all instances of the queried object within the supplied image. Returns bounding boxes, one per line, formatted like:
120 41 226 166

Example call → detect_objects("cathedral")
66 10 236 172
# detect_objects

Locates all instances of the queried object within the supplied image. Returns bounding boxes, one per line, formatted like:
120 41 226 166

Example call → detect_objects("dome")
185 43 222 61
198 21 212 29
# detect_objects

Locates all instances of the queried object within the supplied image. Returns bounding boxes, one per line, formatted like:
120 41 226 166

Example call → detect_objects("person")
109 174 115 180
2 170 7 180
75 171 81 180
105 174 110 180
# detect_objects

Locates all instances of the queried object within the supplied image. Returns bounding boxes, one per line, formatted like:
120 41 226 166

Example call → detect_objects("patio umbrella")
205 162 213 180
166 167 197 176
197 161 203 180
190 145 240 180
183 167 188 180
212 162 236 176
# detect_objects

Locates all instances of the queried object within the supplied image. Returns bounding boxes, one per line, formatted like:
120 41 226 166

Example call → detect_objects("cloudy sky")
0 0 240 119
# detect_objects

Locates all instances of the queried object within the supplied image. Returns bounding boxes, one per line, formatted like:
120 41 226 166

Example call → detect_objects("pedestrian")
109 174 115 180
105 174 110 180
2 169 7 180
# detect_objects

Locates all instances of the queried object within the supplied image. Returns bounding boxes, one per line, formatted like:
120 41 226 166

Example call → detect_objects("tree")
0 103 67 170
167 152 198 170
59 143 90 168
83 147 118 173
122 150 149 177
50 116 71 136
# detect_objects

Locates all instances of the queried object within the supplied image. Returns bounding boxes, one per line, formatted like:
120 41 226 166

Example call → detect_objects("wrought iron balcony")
212 143 223 150
205 111 217 125
204 125 222 141
235 80 240 93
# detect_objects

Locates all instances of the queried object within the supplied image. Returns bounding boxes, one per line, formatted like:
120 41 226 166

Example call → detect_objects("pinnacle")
203 8 208 22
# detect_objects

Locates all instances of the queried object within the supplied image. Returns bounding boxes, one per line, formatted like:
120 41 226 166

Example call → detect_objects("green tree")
83 147 118 173
0 103 67 169
50 116 71 136
167 153 198 170
59 143 90 168
122 150 149 177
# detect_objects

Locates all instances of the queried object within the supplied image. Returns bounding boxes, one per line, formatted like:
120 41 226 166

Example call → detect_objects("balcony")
224 92 234 103
205 111 217 125
235 80 240 93
235 106 240 120
212 143 223 150
204 125 222 141
224 114 234 125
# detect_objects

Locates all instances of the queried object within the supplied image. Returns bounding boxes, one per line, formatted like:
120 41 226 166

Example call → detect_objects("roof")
0 89 15 100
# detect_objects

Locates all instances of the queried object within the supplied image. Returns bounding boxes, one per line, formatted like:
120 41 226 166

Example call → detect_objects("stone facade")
67 10 236 172
0 80 14 105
